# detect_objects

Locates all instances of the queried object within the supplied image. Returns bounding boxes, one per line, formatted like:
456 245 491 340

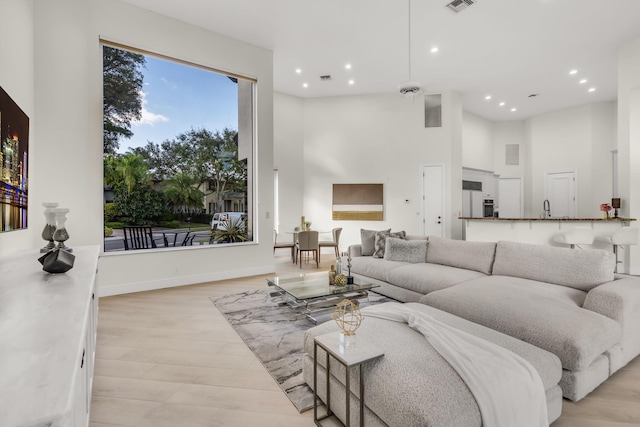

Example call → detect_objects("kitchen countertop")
459 217 636 221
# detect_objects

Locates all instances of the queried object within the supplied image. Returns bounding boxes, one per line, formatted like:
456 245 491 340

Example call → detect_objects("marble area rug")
210 288 392 413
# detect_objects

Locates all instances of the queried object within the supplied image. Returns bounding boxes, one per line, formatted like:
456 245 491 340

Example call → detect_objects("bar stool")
594 227 639 272
552 227 594 249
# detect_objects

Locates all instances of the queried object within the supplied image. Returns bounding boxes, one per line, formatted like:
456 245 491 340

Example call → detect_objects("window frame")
100 39 258 254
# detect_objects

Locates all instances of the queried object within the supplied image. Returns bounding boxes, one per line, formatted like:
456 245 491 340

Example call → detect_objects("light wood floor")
90 251 640 427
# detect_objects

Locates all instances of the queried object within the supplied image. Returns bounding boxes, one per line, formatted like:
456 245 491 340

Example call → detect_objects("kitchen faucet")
543 199 551 218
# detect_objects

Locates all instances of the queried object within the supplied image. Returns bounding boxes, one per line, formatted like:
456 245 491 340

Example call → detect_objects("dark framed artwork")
332 184 383 220
0 86 29 232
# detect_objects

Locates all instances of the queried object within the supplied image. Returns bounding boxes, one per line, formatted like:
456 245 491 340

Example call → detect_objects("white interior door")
545 172 576 218
498 177 523 218
423 165 444 237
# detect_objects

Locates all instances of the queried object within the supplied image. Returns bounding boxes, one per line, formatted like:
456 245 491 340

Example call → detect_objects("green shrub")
104 203 118 222
104 226 113 237
158 210 174 222
114 184 167 226
188 213 213 225
158 220 180 228
105 221 125 229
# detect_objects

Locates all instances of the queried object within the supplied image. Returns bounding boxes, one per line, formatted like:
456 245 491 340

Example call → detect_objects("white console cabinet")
0 246 99 427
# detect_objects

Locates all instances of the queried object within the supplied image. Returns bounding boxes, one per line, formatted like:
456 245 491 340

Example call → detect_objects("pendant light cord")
407 0 412 81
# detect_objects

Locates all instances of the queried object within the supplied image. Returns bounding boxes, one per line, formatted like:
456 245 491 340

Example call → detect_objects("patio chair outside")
123 226 158 250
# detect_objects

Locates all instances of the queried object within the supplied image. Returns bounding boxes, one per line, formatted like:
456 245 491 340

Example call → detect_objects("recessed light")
345 64 352 70
511 108 517 112
303 83 308 88
499 102 505 107
295 68 302 74
588 87 596 92
348 79 355 85
485 95 492 100
579 79 588 84
569 69 578 75
430 46 439 53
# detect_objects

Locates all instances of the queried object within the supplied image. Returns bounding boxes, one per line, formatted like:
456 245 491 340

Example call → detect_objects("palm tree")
164 172 204 214
114 153 150 194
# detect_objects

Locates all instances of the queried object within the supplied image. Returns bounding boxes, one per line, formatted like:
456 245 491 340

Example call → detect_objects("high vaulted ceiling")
120 0 640 122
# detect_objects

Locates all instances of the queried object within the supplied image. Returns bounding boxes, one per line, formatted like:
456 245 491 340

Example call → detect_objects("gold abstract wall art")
332 183 383 221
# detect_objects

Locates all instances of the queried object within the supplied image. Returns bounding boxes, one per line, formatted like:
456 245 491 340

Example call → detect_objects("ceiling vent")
446 0 475 13
320 75 332 81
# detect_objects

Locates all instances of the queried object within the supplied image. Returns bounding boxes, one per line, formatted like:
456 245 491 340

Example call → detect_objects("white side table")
313 332 384 427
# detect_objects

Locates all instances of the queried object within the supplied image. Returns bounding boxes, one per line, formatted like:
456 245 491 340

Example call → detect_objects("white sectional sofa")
344 233 640 402
302 303 563 426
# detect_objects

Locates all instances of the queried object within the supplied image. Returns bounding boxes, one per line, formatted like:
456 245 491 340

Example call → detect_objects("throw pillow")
373 230 406 258
361 228 390 256
383 237 427 263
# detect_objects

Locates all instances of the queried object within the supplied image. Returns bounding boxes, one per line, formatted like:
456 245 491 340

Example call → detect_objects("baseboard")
98 264 275 297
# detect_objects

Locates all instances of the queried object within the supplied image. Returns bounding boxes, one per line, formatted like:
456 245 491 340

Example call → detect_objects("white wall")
297 91 462 249
493 121 527 179
0 0 35 255
526 102 616 218
273 92 304 236
92 0 275 295
3 0 275 295
462 111 494 171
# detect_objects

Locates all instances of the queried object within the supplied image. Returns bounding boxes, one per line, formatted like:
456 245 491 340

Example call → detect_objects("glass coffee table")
267 272 379 324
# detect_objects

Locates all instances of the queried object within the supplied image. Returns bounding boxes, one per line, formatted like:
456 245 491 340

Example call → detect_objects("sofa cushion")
383 237 427 263
373 230 406 258
387 263 487 294
421 275 621 371
406 234 429 241
492 240 615 291
426 236 496 275
350 256 409 282
360 228 390 256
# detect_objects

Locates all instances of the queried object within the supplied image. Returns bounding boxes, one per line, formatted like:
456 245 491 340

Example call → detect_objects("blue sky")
119 55 239 154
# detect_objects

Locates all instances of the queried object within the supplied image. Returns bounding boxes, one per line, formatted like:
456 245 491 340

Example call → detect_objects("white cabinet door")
471 191 484 217
462 190 472 217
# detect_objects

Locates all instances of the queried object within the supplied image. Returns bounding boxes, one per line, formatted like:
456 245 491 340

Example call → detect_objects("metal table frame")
267 272 378 324
313 333 384 427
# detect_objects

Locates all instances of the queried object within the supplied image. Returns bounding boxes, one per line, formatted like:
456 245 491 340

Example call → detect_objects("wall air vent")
320 75 332 81
446 0 475 13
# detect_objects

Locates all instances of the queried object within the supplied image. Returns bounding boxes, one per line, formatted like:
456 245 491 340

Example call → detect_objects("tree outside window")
102 43 254 252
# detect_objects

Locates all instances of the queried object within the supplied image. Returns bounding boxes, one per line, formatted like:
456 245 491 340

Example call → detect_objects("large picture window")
102 42 254 252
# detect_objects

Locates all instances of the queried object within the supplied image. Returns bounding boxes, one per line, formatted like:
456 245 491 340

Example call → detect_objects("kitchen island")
460 217 636 248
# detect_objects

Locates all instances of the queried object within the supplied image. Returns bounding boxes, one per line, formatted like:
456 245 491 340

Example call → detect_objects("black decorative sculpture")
38 249 75 274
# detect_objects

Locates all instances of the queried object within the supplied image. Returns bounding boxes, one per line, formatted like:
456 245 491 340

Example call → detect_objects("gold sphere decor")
334 274 348 287
332 299 364 346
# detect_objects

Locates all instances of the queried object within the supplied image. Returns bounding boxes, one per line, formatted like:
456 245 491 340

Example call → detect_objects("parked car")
211 212 246 230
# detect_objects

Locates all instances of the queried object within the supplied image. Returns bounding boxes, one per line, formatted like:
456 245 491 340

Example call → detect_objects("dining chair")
296 230 319 268
319 227 342 263
122 226 158 250
273 229 296 263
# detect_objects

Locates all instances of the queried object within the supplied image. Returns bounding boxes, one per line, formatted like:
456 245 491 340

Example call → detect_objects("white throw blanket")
362 303 548 427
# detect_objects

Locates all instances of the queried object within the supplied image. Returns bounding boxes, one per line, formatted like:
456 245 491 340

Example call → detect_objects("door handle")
437 221 441 224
